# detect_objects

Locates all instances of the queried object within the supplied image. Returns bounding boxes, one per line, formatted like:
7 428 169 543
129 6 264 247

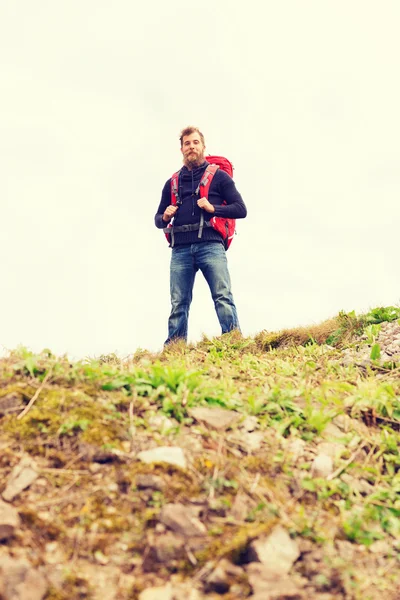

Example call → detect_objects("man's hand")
197 198 215 213
163 205 179 222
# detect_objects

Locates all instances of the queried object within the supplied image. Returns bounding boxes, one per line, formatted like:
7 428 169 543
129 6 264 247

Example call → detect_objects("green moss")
196 520 278 565
45 573 93 599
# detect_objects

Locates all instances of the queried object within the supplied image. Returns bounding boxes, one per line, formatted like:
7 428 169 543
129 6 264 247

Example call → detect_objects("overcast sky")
1 1 399 357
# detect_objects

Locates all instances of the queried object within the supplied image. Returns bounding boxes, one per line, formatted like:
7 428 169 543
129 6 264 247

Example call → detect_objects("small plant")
326 310 366 347
342 512 384 546
364 323 381 344
58 418 91 436
370 343 381 361
365 306 400 324
204 477 238 493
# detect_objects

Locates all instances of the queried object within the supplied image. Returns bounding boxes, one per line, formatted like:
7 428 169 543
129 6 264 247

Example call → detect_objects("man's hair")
179 126 205 147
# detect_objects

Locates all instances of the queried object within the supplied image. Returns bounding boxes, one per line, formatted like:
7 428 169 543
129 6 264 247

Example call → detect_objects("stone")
241 431 264 452
189 407 240 430
69 564 120 600
231 493 252 521
322 422 344 439
136 474 165 491
240 416 259 432
2 456 39 502
0 556 48 600
0 394 23 415
0 499 20 540
247 526 300 575
311 454 333 478
335 540 356 562
205 564 230 594
44 542 65 565
79 442 120 463
246 564 304 599
148 414 175 431
137 446 187 469
143 532 185 569
139 584 203 600
287 438 306 462
316 442 343 459
341 473 373 495
170 585 203 600
204 559 244 594
369 540 392 555
159 503 207 537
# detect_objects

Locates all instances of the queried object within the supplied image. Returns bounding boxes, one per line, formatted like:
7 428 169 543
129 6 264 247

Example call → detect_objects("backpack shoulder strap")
170 170 181 205
196 164 220 239
197 164 219 198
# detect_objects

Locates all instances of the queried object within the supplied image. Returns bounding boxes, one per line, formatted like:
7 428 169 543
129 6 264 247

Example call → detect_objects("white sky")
1 1 399 357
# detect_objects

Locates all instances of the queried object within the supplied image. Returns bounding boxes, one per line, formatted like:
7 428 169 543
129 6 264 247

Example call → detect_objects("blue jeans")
166 242 240 344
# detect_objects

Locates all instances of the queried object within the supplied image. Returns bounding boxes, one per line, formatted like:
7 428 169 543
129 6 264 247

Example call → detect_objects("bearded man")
154 126 247 345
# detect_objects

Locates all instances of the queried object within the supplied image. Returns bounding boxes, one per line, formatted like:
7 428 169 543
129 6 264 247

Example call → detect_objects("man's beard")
183 149 205 169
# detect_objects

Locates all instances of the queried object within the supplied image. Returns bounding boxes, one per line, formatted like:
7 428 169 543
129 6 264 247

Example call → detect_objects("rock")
136 474 165 491
340 355 354 367
204 559 244 594
148 414 175 431
240 416 259 432
2 456 39 502
247 526 300 575
316 442 343 459
234 430 264 454
246 564 304 599
335 540 356 562
204 564 230 594
143 531 185 570
67 564 120 600
322 422 344 439
139 584 173 600
0 394 23 415
89 463 102 473
369 540 392 555
0 499 20 540
311 454 333 478
159 503 207 537
231 493 252 521
139 584 203 600
341 473 373 495
240 431 264 452
137 446 186 469
169 585 203 600
79 442 120 463
189 407 240 430
287 438 306 462
332 414 351 431
94 550 109 565
44 542 65 565
0 556 48 600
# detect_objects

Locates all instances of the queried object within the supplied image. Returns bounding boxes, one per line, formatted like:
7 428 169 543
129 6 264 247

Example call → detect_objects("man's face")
181 132 205 168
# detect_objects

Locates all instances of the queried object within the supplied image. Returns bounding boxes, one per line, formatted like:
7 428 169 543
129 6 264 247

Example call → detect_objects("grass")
0 306 400 599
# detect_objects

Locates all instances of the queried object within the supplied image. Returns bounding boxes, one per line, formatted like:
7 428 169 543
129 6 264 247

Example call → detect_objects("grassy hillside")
0 308 399 600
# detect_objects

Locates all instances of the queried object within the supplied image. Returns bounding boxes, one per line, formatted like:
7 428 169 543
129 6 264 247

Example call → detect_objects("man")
155 126 247 345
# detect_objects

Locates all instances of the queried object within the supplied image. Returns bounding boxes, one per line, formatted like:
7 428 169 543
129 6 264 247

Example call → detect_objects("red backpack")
164 155 236 250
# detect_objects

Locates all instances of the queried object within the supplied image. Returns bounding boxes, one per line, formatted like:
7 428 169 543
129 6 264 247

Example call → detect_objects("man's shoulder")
211 167 233 184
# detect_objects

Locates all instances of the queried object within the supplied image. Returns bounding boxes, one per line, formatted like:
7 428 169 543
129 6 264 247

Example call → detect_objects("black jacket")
155 161 247 246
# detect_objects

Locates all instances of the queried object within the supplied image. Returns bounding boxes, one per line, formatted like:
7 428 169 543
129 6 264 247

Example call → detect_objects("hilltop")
0 307 399 600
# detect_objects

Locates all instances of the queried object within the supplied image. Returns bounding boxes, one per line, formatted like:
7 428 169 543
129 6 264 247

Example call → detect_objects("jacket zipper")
191 171 195 216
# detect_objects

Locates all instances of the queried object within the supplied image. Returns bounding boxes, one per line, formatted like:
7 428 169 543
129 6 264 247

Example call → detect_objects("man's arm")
212 171 247 219
154 180 177 228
